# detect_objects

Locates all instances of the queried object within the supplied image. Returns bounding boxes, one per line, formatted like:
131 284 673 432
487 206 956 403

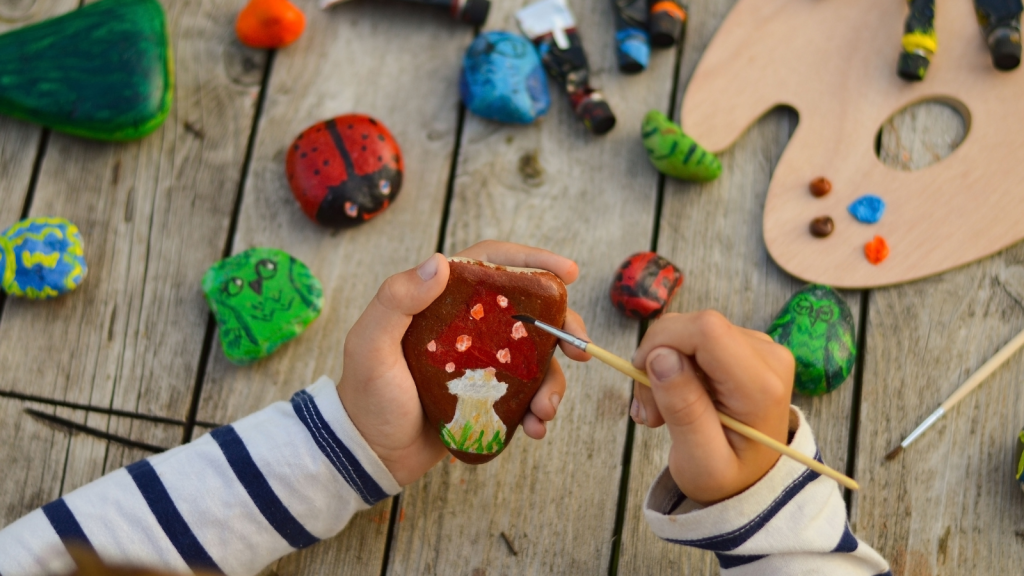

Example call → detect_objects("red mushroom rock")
402 257 567 464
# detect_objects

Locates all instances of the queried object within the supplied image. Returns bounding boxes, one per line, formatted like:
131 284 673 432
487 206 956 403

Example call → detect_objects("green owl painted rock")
0 217 87 300
202 248 323 365
0 0 173 141
641 109 722 182
767 285 856 396
1015 428 1024 494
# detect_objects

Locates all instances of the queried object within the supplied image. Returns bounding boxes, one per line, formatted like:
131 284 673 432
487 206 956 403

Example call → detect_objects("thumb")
347 253 450 360
646 348 731 455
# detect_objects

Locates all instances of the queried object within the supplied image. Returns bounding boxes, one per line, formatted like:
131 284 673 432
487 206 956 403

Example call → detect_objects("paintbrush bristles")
884 445 903 461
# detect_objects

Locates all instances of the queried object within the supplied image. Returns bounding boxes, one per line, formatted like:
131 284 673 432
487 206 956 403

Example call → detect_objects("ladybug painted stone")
610 252 683 320
286 114 403 228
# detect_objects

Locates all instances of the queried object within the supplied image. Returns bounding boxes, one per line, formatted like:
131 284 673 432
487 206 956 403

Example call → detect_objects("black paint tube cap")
897 51 930 81
577 97 616 136
459 0 490 25
988 27 1022 70
649 12 684 48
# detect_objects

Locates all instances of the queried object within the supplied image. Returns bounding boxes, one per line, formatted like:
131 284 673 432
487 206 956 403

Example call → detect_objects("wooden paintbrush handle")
585 342 860 491
940 327 1024 411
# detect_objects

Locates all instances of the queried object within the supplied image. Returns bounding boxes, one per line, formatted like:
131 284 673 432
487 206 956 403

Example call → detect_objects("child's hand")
337 241 591 486
630 311 794 505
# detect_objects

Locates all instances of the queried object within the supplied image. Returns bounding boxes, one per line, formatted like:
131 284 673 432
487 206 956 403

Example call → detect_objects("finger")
646 348 740 475
454 240 579 285
633 311 782 422
738 327 774 343
559 309 592 362
521 412 547 440
631 380 664 428
345 254 450 371
530 357 566 422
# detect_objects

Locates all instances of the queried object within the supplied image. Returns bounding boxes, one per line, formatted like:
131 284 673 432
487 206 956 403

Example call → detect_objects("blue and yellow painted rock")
767 285 856 396
641 110 721 182
203 248 323 365
460 31 550 125
0 217 87 300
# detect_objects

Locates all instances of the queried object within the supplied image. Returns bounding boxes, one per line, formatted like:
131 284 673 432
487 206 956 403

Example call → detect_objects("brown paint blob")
810 216 834 237
809 177 832 197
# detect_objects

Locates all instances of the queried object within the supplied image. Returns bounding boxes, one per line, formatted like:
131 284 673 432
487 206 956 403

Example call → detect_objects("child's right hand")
630 311 795 505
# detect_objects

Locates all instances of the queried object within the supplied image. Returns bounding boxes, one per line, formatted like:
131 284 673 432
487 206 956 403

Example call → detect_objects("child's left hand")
337 241 591 486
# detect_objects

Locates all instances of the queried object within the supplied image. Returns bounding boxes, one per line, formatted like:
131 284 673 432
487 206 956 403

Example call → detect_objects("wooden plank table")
1 0 1022 573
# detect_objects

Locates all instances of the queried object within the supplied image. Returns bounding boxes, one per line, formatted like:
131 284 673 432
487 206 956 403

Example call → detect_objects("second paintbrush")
512 314 860 491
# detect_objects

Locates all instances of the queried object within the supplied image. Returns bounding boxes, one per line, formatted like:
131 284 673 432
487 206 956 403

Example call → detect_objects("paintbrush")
513 314 860 491
885 325 1024 461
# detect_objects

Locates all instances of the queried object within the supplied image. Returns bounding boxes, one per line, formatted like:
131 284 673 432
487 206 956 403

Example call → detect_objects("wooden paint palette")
681 0 1024 288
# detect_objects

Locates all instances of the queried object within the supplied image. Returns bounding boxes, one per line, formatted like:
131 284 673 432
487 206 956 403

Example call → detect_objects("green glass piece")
641 109 722 182
767 284 857 396
202 248 323 365
0 0 174 141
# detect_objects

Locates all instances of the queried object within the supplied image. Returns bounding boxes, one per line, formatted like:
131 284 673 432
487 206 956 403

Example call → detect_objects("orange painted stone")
402 258 567 464
236 0 306 49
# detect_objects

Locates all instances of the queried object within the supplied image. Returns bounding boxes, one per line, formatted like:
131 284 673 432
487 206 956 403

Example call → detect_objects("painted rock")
286 114 403 228
767 285 856 396
0 0 173 141
0 217 87 300
610 252 683 320
236 0 307 49
1015 428 1024 494
202 248 323 365
460 31 550 124
402 257 567 464
641 110 722 182
848 194 885 224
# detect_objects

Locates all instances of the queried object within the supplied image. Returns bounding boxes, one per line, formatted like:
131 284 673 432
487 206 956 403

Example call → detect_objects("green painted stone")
767 284 856 396
1015 428 1024 494
0 0 174 141
641 109 722 182
202 248 323 365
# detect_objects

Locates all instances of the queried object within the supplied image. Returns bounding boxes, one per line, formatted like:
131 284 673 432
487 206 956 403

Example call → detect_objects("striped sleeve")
644 407 892 576
0 376 401 576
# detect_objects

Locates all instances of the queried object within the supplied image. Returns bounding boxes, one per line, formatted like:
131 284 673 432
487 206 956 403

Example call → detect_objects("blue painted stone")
459 31 550 124
848 194 886 224
0 217 87 300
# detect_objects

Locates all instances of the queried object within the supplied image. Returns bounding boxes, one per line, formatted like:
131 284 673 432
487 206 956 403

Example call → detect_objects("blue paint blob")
616 28 650 71
460 31 550 125
0 217 87 300
848 195 886 224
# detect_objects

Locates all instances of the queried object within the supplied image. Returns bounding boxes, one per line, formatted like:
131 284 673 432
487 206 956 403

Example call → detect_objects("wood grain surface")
385 1 678 573
680 0 1024 288
193 1 471 573
851 102 1024 575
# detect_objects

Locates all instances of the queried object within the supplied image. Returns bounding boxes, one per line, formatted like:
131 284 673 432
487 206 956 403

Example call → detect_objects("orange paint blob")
497 348 511 364
864 235 889 265
235 0 306 49
511 321 527 340
456 335 472 352
470 303 484 320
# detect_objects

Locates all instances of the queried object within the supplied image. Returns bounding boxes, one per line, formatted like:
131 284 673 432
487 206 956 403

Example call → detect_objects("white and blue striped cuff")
0 376 401 576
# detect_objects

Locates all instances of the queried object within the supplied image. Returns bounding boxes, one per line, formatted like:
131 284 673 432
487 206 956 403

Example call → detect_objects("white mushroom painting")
441 368 507 454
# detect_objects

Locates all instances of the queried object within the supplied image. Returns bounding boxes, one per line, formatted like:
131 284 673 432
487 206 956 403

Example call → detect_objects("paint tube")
897 0 936 81
648 0 688 48
612 0 650 73
319 0 490 25
516 0 617 135
974 0 1023 70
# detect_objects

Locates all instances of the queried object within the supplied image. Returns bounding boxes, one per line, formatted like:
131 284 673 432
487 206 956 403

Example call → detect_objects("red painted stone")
285 114 403 228
402 258 567 464
610 251 683 320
